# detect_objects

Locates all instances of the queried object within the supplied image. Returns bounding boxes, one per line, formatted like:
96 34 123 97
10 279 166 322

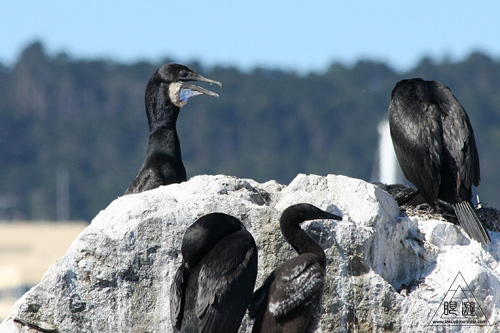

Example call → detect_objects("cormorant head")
181 213 245 266
280 203 341 225
151 63 222 108
279 203 342 255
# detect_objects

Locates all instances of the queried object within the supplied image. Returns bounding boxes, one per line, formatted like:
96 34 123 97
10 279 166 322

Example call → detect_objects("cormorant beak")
315 211 342 221
179 74 223 100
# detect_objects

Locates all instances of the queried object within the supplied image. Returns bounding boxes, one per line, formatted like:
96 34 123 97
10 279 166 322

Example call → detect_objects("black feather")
125 64 221 194
389 78 490 244
249 204 341 333
170 213 257 333
453 201 491 244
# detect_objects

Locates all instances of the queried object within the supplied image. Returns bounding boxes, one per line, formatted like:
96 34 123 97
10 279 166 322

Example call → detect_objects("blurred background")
1 0 500 320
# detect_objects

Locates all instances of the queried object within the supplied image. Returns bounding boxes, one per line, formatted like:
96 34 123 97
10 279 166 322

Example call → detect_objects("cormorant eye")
179 70 189 78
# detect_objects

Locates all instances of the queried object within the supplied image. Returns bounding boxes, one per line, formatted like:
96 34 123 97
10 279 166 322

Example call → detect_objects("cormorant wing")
248 271 275 319
196 230 258 333
267 253 324 318
440 91 480 190
389 99 443 206
170 264 187 332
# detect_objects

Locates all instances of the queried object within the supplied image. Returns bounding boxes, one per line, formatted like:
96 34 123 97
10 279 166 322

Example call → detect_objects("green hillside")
1 42 499 221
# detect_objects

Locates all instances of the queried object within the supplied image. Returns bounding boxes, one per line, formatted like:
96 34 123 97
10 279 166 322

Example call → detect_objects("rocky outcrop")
1 174 499 332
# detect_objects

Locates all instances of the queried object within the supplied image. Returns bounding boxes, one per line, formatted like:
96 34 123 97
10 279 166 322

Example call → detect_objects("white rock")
1 174 498 332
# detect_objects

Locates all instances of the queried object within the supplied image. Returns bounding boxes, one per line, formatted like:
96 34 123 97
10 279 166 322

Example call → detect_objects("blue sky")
1 1 499 73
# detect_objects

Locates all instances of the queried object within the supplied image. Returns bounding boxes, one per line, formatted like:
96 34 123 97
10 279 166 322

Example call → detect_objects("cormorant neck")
145 83 180 133
146 125 181 156
280 218 325 260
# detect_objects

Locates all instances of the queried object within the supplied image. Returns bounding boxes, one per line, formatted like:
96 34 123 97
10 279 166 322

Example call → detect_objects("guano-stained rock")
1 174 499 332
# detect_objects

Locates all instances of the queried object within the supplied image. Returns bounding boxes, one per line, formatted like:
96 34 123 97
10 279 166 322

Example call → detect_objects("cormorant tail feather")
453 201 490 245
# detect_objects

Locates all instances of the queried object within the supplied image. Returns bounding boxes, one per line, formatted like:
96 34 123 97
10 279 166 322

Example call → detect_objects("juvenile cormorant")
389 78 490 244
248 203 342 333
125 64 222 194
170 213 258 333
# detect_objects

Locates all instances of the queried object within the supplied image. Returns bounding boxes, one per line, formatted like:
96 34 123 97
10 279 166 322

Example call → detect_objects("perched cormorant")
388 78 490 244
170 213 258 333
125 64 222 195
248 203 342 333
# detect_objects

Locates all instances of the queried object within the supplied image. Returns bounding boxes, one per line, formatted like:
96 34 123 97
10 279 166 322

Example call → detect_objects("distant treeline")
1 41 499 221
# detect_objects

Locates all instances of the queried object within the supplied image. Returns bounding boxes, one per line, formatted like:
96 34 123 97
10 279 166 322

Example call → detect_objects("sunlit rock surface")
1 174 499 332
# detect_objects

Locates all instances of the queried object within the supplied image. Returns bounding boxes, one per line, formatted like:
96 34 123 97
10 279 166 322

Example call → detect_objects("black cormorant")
125 63 222 194
248 203 342 333
170 213 258 333
388 78 490 244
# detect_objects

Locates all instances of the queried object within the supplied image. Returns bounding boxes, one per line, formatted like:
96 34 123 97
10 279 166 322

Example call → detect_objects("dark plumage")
125 64 222 195
389 78 490 244
248 203 342 333
170 213 258 333
373 182 425 207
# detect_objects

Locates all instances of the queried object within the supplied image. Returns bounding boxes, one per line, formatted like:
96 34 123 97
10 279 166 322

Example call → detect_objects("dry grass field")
0 221 88 321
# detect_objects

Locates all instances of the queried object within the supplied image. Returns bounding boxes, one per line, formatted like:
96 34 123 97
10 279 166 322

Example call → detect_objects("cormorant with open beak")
125 63 222 194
